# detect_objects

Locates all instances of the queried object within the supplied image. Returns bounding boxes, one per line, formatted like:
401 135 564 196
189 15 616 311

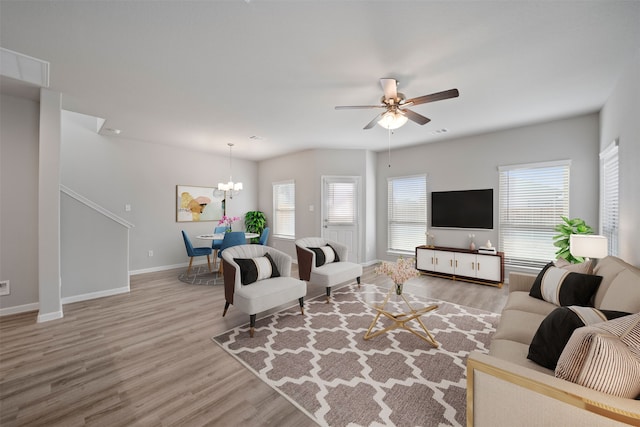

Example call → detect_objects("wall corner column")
37 88 63 322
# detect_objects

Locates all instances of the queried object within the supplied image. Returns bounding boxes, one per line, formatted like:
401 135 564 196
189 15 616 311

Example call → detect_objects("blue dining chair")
217 231 246 272
211 225 228 261
181 230 213 276
258 227 270 245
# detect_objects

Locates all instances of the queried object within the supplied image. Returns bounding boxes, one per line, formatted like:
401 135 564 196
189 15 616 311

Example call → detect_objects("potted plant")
245 211 267 243
553 216 594 263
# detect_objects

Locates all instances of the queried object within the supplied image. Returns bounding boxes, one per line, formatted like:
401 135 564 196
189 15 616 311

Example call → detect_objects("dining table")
196 232 260 241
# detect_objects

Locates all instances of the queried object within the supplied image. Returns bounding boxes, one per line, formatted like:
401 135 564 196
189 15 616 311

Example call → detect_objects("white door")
321 176 360 263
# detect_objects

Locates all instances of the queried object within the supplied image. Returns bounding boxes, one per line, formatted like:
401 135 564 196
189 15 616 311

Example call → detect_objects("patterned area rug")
178 265 222 285
213 283 500 427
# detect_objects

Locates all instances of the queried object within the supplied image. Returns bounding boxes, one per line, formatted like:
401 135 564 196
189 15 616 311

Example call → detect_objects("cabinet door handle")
450 259 453 267
472 262 475 270
431 257 434 265
477 262 480 270
455 260 458 268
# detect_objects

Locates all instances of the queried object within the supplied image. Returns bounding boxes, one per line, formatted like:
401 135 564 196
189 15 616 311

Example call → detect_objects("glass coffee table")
363 284 439 348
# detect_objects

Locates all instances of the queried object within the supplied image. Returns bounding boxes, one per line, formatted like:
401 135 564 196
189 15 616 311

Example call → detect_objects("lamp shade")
377 111 408 130
569 234 608 259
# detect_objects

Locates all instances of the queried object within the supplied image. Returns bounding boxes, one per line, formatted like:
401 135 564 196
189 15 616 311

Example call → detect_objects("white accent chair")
222 244 307 337
295 237 362 303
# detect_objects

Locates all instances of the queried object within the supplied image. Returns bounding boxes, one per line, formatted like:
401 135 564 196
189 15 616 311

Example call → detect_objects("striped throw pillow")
555 313 640 398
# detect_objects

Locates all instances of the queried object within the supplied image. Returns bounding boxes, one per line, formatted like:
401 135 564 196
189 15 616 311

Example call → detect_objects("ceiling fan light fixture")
377 111 408 130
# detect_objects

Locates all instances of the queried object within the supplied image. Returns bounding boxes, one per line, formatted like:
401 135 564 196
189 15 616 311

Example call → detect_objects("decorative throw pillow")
554 257 593 275
528 306 630 370
308 245 340 267
529 262 602 306
555 313 640 398
234 253 281 285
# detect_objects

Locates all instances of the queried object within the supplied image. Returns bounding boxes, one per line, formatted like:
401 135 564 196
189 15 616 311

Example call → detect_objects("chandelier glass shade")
217 143 242 198
377 110 408 130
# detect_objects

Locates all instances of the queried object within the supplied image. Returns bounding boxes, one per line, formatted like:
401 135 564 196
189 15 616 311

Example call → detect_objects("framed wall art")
176 185 225 222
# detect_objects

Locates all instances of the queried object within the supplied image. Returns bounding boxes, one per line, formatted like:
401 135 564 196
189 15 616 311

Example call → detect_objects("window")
600 141 619 256
387 175 427 253
324 178 357 226
499 160 570 268
273 180 295 238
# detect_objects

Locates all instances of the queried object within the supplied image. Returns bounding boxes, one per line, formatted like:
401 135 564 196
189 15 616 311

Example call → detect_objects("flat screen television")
431 189 493 229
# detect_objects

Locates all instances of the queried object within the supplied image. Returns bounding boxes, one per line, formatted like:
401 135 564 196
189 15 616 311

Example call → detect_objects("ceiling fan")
335 78 459 130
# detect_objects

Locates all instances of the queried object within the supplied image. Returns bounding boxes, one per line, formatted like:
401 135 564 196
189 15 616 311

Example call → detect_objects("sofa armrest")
467 351 640 426
508 272 537 293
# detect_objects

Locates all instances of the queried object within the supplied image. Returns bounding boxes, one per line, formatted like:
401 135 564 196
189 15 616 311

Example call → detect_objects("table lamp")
569 234 608 259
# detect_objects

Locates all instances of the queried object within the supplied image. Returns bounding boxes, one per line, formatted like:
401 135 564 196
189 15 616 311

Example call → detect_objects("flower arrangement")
218 215 240 231
375 257 420 295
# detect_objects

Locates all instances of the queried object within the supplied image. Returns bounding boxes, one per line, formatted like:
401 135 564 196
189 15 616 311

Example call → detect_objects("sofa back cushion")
593 256 640 312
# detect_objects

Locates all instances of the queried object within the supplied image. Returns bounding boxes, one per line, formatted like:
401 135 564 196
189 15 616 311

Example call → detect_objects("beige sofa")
467 256 640 426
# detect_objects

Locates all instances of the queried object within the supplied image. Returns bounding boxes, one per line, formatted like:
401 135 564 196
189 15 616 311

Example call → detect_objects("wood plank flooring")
0 264 508 426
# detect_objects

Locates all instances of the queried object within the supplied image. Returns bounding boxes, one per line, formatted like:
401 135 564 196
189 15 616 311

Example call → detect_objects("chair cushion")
234 253 281 285
308 245 340 267
555 313 640 398
529 262 602 307
309 261 363 287
527 306 630 370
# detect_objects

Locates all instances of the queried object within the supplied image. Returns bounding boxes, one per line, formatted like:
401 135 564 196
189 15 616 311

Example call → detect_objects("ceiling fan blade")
405 88 459 106
364 112 384 130
335 105 385 110
380 78 398 101
401 108 431 125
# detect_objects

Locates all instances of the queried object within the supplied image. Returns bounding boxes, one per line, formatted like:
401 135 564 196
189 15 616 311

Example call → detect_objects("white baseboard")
37 310 63 323
130 261 199 276
61 286 130 304
0 302 39 317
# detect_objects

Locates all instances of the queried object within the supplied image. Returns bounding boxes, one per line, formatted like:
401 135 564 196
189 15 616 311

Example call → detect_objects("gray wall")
257 149 376 263
0 94 40 312
600 49 640 265
60 110 259 274
375 113 601 264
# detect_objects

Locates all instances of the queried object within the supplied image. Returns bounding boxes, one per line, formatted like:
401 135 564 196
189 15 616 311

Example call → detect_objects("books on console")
478 246 497 254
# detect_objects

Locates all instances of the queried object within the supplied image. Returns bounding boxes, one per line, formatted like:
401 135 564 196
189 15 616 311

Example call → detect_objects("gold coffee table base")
364 287 439 348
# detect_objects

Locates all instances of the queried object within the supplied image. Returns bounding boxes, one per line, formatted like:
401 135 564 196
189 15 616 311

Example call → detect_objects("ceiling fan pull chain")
388 127 392 167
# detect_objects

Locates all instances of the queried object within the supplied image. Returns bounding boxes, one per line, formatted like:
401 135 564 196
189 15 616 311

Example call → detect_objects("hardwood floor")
0 264 508 426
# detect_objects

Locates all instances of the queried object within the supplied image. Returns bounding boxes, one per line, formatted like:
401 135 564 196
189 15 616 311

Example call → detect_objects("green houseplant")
553 216 594 263
245 211 267 243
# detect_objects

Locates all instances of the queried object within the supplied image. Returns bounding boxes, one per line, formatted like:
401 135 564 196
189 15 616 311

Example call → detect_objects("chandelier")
217 143 243 199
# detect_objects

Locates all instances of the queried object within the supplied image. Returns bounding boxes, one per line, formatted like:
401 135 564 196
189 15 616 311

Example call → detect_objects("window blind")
499 160 570 268
600 142 619 256
387 175 427 253
326 181 356 225
273 180 295 238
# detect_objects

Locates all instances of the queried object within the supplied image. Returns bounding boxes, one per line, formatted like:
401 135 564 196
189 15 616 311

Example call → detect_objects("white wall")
600 49 640 265
375 113 601 262
60 110 259 273
0 94 40 312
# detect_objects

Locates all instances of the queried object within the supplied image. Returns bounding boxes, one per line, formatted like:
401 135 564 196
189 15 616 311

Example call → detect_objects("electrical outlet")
125 204 131 212
148 250 154 257
0 280 10 296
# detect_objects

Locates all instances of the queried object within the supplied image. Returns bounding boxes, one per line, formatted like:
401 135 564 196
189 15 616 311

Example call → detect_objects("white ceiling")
1 1 639 161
